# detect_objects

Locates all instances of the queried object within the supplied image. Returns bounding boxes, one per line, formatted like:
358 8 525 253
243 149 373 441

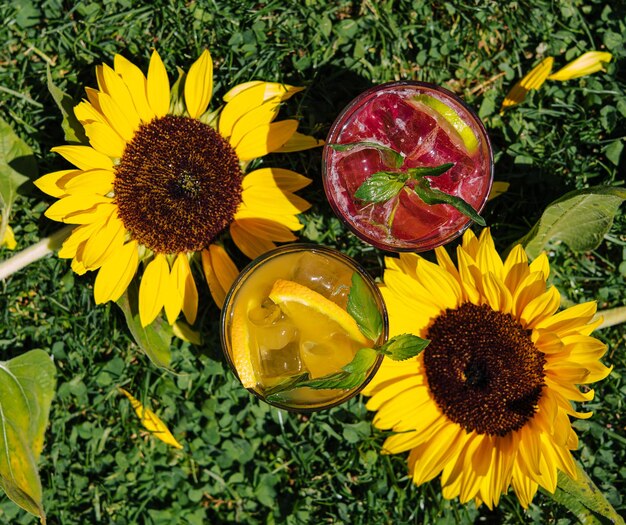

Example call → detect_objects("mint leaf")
354 171 408 203
264 347 379 401
413 178 486 226
379 333 430 360
347 272 383 341
329 141 404 168
406 163 455 178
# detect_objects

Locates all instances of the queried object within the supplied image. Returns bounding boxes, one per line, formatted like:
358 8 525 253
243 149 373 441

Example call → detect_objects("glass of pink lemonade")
322 81 493 252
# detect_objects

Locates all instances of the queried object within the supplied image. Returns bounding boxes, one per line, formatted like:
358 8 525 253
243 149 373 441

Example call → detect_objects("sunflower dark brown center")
114 115 243 253
424 303 546 437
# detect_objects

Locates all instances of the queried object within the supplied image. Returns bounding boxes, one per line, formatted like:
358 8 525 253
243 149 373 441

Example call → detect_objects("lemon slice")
269 279 369 345
230 301 257 389
410 94 479 154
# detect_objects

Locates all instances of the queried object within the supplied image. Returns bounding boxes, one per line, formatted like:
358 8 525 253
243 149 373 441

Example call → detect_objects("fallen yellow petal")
501 57 553 110
548 51 613 81
1 224 16 250
118 388 183 449
488 181 510 201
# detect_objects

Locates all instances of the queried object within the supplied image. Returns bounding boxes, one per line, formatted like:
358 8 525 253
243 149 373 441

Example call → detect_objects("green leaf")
406 162 455 178
546 460 625 525
354 171 408 203
46 65 88 144
347 272 383 341
0 116 38 243
379 333 430 360
329 141 404 168
0 349 56 522
516 186 626 259
116 279 174 369
413 178 486 226
264 347 378 402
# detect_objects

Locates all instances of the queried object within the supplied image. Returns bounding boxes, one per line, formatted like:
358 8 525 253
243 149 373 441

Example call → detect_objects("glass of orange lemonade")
220 244 388 411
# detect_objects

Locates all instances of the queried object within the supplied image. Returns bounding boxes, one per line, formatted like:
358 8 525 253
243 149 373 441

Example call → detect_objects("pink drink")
322 81 493 252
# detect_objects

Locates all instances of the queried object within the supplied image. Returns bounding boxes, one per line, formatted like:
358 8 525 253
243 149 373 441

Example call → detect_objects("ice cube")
300 332 361 379
248 300 282 326
254 319 297 350
291 252 354 306
259 340 302 380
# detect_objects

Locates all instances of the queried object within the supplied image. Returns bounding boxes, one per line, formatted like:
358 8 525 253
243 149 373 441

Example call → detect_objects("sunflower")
35 49 321 326
362 228 611 509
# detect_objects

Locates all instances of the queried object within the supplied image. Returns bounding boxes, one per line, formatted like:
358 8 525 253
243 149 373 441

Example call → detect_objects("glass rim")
219 242 389 413
321 80 494 253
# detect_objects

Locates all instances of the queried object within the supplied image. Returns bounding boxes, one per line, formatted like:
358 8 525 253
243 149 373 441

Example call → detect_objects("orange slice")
268 279 369 346
230 300 257 389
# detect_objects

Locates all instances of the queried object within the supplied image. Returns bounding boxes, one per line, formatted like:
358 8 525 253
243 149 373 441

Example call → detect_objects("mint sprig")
347 273 383 340
263 273 430 402
413 176 486 226
343 139 485 226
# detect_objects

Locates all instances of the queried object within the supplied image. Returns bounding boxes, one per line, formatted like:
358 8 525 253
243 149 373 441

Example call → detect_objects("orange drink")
220 244 388 411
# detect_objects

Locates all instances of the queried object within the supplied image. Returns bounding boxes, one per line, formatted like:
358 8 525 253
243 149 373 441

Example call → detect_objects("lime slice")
409 94 479 154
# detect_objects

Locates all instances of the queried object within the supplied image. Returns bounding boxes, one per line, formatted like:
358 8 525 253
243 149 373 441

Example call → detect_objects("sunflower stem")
596 306 626 330
0 226 73 281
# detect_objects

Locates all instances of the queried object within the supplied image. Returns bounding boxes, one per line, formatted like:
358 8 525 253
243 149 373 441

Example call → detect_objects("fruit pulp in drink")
323 81 493 252
221 247 386 411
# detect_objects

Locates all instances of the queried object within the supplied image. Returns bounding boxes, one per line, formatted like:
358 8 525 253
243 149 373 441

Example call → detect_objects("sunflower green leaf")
0 350 56 523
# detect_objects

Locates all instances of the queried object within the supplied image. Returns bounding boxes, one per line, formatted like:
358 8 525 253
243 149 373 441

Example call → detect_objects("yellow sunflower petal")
512 271 546 319
45 194 114 224
219 81 303 137
274 132 324 153
74 101 106 124
223 81 304 103
114 54 156 123
414 258 462 310
201 244 239 308
481 271 513 314
169 253 198 325
164 253 185 325
229 221 276 260
476 228 504 280
147 49 170 118
410 423 466 485
101 63 141 130
85 87 102 111
511 462 539 509
455 248 481 304
501 57 554 110
548 51 612 81
460 227 480 257
94 240 139 303
520 285 561 328
97 91 137 142
139 254 170 326
503 244 529 291
184 49 213 119
534 301 597 335
234 119 299 161
529 251 550 280
34 169 82 198
229 98 282 146
83 121 126 158
62 169 115 196
52 145 113 171
58 222 99 259
265 167 312 192
81 212 126 269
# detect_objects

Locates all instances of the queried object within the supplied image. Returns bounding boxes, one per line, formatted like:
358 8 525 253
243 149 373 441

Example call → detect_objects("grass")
1 0 625 523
